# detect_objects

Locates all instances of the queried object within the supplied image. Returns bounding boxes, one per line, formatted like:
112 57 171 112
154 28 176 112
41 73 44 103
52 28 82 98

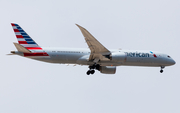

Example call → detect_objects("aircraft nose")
170 59 176 65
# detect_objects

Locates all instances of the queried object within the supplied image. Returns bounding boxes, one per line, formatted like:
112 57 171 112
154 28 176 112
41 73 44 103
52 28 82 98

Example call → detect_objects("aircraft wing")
76 24 111 62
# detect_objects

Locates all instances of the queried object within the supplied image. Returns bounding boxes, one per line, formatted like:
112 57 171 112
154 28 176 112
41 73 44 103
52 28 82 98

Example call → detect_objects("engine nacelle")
99 66 116 74
111 52 126 62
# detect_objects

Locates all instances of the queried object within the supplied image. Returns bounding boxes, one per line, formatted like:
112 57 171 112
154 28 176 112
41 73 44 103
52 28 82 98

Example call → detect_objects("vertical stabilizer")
11 23 43 50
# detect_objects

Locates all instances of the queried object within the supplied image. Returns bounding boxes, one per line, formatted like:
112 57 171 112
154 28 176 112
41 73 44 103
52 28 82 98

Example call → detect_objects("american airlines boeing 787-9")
9 23 175 75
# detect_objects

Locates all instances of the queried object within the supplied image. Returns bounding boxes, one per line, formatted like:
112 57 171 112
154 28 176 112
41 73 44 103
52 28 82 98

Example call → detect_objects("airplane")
9 23 176 75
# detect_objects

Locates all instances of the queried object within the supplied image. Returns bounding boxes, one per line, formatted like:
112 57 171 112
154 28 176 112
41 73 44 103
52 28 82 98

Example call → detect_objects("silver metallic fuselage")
13 47 176 67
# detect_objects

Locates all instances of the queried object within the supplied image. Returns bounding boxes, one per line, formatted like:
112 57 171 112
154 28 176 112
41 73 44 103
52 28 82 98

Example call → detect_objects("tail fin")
11 23 42 50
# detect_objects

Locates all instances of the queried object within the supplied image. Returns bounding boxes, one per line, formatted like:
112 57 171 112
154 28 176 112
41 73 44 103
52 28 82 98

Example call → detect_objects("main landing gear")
86 70 95 75
86 64 100 75
160 66 165 73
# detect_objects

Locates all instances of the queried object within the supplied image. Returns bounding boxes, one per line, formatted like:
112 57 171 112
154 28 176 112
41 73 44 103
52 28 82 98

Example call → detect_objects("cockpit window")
167 56 171 58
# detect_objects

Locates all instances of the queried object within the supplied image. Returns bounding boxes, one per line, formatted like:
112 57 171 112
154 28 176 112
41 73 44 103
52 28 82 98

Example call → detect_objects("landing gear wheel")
86 70 95 75
86 70 91 75
160 66 165 73
90 70 95 74
160 70 163 73
86 64 100 75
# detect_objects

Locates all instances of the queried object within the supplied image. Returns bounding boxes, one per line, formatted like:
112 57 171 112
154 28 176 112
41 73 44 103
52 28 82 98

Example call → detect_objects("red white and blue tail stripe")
11 23 42 50
11 23 50 58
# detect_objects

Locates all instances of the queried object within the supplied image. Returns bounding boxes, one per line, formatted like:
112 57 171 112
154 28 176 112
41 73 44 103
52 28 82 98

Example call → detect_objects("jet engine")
99 66 116 74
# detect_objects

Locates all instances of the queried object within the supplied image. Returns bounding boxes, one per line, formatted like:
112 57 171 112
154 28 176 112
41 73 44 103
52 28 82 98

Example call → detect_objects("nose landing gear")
160 66 165 73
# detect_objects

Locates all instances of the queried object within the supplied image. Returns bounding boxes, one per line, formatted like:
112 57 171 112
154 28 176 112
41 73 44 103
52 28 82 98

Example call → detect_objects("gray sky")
0 0 180 113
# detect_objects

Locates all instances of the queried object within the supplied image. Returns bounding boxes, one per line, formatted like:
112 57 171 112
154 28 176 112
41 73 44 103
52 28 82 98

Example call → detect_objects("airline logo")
11 23 42 50
150 51 157 58
11 23 50 58
125 52 150 57
125 51 158 58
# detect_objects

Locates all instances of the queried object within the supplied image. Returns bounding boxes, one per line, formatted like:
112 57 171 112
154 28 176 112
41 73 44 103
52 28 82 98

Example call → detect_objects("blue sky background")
0 0 180 113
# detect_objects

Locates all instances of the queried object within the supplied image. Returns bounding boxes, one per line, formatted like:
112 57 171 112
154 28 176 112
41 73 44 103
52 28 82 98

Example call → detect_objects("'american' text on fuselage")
125 52 150 57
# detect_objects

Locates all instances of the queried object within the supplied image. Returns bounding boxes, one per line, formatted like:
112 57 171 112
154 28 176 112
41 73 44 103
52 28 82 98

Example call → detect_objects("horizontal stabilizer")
6 53 16 55
13 43 31 53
